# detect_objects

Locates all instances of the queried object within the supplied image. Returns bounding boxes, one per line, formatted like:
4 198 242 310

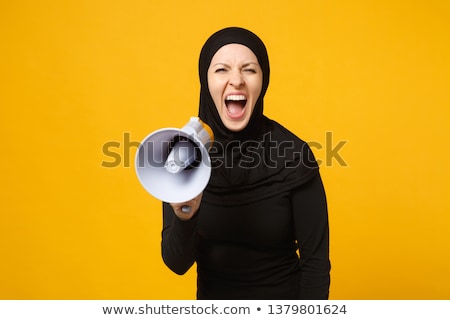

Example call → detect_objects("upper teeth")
226 95 246 101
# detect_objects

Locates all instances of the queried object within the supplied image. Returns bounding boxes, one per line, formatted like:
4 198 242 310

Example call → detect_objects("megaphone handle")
181 206 191 213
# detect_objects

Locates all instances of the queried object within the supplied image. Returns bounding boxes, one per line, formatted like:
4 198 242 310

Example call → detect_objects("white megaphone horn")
135 117 214 207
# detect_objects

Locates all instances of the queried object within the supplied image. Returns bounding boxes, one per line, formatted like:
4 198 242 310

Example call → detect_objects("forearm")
293 173 331 299
299 242 331 299
161 202 199 275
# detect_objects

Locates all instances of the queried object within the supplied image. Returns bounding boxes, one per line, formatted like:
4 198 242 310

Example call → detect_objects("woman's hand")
170 192 203 221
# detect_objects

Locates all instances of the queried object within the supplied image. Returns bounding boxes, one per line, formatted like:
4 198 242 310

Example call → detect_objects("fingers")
181 206 191 213
170 193 203 221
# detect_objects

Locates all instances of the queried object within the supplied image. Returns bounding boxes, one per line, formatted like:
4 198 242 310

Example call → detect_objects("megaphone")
135 117 214 205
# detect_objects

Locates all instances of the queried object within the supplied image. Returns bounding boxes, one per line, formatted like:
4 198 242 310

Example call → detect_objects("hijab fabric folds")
198 27 318 206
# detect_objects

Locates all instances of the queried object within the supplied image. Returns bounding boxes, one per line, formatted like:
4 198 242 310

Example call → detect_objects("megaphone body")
135 117 213 204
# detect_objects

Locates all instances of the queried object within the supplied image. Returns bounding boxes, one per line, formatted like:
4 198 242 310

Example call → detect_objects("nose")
229 70 244 88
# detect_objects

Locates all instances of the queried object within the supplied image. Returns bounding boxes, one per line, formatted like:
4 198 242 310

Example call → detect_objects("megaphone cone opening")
135 117 212 204
167 135 202 171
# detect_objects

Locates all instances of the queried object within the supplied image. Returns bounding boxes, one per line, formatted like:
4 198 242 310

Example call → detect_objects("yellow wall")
1 0 449 299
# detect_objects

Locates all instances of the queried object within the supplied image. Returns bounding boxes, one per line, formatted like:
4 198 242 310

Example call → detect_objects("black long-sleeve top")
161 172 330 300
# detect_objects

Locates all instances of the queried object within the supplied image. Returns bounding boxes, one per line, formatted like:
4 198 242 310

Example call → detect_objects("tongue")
227 101 245 115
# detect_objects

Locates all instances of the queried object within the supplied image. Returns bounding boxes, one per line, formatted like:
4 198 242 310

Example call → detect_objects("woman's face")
207 44 263 132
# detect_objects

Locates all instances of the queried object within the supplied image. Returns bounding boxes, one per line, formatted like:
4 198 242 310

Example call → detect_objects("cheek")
250 79 263 104
209 88 222 109
207 77 224 108
256 77 263 96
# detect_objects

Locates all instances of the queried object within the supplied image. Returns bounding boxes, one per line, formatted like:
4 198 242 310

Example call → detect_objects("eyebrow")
211 62 260 68
242 62 259 68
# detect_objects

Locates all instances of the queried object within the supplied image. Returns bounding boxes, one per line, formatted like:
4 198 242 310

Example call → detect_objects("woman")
162 27 330 299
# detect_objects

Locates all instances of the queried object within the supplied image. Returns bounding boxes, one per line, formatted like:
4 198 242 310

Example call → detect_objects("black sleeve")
161 202 199 275
292 172 331 299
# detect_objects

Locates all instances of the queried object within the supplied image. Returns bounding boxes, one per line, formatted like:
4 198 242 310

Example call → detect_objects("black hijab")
198 27 318 206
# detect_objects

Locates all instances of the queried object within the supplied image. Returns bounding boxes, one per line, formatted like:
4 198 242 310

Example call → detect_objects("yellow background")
1 0 449 299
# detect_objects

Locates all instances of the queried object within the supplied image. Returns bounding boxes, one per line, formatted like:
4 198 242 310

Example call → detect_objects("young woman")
162 27 330 299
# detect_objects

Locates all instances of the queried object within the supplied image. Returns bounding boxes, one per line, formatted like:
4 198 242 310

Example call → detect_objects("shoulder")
263 116 310 146
263 116 318 167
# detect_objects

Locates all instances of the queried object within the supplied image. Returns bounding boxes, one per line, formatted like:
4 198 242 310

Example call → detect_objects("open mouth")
225 94 247 119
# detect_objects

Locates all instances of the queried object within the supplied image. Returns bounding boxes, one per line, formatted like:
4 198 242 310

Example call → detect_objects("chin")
223 120 250 132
